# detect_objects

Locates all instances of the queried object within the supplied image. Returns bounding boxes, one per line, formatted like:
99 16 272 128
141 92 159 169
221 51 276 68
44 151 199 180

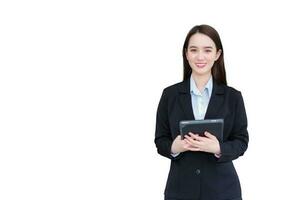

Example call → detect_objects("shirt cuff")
214 153 222 158
171 152 180 157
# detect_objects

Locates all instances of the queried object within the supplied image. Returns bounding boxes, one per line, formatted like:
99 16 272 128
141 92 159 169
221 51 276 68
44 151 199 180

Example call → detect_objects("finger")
183 142 193 149
188 132 194 135
184 144 201 151
184 134 191 139
204 131 216 139
189 133 201 141
185 135 198 144
184 140 206 151
188 132 198 138
184 135 192 142
184 138 199 147
186 147 201 151
184 137 194 145
188 136 201 145
183 142 195 149
182 138 193 146
197 136 209 142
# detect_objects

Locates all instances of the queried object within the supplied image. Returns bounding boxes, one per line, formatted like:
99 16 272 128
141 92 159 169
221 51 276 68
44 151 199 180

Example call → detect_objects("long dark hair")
182 25 227 85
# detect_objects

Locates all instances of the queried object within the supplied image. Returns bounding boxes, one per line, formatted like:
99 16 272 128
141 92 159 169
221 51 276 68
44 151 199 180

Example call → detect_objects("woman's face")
186 33 221 77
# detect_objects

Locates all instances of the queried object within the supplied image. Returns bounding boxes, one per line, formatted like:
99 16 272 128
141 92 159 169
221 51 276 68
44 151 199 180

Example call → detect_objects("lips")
195 63 207 68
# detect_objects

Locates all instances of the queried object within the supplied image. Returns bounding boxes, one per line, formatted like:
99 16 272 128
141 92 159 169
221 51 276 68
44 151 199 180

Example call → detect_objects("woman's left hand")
184 131 221 154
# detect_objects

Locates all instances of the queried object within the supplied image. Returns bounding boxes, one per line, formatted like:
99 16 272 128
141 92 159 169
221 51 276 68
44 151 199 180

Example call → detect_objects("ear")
215 49 222 61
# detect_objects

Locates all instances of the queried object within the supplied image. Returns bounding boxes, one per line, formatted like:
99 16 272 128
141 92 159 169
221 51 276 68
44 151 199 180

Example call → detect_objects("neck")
191 72 212 91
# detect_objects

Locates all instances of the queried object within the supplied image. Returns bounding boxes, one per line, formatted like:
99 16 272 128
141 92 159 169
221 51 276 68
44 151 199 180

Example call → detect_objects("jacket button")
195 169 201 175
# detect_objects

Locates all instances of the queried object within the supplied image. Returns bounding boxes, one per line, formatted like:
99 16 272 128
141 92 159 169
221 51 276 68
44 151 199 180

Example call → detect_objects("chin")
192 69 212 77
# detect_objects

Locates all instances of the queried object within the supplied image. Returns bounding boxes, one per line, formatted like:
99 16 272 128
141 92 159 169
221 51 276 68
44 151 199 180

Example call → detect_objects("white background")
1 0 300 199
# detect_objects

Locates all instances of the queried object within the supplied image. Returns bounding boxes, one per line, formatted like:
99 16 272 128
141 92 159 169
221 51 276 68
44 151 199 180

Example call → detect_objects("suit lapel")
204 80 225 119
178 78 195 120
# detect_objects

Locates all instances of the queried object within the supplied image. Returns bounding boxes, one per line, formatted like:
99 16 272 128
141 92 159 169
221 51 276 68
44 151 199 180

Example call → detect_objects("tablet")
179 119 224 142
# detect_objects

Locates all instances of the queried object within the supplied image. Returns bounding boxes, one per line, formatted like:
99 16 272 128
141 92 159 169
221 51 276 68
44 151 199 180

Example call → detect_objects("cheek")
186 53 194 61
207 55 217 62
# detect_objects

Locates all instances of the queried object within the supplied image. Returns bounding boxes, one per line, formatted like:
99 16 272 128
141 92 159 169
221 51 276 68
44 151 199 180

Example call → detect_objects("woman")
154 25 249 200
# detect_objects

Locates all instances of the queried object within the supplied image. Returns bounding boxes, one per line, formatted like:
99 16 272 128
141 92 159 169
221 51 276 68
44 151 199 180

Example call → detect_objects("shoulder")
224 84 241 95
162 80 187 96
221 84 244 102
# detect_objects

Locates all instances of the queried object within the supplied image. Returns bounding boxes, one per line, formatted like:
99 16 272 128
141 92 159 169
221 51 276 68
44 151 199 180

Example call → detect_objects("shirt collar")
190 75 213 97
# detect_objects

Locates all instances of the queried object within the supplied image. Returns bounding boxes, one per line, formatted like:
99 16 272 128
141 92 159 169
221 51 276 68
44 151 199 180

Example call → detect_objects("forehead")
188 33 216 48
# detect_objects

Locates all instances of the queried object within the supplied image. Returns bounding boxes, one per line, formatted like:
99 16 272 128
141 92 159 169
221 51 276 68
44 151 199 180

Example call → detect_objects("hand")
171 135 189 154
184 131 221 154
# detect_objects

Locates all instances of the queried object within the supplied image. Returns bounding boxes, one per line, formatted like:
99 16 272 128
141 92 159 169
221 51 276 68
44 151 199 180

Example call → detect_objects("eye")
190 49 197 52
205 50 212 53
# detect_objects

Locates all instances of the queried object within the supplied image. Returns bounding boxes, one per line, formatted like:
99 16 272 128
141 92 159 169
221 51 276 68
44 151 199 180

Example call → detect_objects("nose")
196 52 205 60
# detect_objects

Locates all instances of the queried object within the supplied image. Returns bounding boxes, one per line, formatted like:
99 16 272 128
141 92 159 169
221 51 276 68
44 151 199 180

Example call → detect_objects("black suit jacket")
155 78 249 200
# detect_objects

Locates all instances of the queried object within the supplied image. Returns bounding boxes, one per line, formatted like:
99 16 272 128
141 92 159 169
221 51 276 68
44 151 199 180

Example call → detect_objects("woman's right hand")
171 135 189 154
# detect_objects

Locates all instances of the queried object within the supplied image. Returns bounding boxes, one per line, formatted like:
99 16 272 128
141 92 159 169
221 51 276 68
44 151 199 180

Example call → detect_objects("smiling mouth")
195 63 206 68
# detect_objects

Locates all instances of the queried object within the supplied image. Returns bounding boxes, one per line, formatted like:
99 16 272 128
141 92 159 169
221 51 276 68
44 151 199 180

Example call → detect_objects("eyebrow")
188 46 213 49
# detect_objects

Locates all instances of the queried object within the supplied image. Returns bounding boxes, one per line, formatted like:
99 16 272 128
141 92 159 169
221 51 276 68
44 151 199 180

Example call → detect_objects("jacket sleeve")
217 91 249 163
154 89 181 160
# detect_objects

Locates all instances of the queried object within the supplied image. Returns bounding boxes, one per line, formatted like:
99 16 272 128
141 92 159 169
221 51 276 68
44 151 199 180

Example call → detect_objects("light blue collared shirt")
190 75 213 120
